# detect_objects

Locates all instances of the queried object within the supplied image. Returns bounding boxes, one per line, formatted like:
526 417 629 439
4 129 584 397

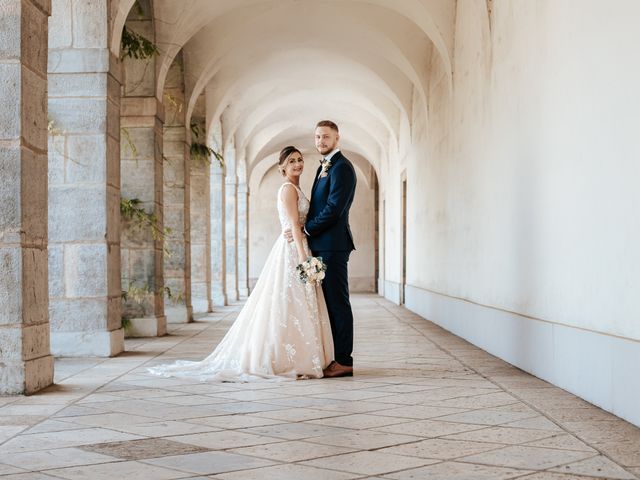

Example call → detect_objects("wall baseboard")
404 284 640 428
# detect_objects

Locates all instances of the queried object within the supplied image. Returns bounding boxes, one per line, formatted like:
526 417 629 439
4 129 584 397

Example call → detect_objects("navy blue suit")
305 151 356 367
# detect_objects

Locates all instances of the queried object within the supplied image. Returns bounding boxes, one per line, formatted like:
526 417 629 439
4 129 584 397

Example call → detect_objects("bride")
148 146 334 381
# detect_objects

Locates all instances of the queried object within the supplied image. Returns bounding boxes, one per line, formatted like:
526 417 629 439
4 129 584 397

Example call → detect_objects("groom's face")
315 127 339 156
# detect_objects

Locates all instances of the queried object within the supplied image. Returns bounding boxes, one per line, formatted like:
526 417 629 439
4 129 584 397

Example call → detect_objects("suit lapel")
310 151 344 197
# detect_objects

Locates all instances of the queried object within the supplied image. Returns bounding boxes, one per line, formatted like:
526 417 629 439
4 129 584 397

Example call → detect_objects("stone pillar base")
126 316 167 337
1 356 55 395
51 330 124 357
239 287 249 299
166 305 192 324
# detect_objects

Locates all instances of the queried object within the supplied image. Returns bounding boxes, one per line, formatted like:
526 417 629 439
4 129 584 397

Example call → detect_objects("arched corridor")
1 0 640 476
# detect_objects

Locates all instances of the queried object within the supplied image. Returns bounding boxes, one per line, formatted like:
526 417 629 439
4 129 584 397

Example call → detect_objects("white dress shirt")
323 148 340 163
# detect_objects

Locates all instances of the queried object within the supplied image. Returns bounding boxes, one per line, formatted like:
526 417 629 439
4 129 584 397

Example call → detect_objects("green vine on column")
120 197 172 256
190 121 224 167
121 281 184 329
120 26 159 60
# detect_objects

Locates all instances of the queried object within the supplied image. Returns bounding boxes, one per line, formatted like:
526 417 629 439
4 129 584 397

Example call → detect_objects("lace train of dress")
148 183 334 381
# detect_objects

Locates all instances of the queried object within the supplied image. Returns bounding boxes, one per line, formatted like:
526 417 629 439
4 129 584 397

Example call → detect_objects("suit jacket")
305 150 357 252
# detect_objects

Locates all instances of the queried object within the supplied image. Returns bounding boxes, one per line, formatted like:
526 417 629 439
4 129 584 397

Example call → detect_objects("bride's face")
284 152 304 178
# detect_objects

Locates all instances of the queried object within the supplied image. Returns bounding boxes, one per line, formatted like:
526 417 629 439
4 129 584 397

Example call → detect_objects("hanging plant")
189 121 224 167
47 118 57 134
122 282 184 306
120 197 172 255
121 281 153 328
121 316 132 330
121 281 183 329
190 122 203 139
133 0 145 18
121 26 159 60
163 286 185 305
190 142 224 167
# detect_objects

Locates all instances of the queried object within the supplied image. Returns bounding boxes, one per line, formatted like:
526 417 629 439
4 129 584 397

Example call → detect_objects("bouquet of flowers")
297 256 327 285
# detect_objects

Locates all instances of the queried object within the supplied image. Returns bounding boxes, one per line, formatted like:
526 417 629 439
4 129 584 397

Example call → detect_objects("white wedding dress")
148 183 334 381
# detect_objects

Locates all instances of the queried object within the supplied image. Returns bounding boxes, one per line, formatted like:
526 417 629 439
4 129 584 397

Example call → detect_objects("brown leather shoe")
322 361 353 378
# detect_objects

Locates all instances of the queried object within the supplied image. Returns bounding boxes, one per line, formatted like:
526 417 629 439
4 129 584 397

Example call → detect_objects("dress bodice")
277 182 309 230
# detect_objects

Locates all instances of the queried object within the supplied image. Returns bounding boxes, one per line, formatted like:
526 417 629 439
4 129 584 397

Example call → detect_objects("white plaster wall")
407 0 640 340
382 155 404 294
249 158 376 292
402 0 640 427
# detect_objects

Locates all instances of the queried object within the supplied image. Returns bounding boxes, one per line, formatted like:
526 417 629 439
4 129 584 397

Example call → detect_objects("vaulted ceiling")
113 0 456 183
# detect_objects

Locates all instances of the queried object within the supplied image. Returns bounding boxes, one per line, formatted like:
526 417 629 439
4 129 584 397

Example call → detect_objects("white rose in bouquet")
296 256 327 285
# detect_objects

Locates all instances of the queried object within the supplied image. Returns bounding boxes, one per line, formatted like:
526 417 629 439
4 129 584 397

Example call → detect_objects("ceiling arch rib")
242 107 384 174
201 47 414 129
148 0 454 100
180 3 433 130
230 90 397 159
204 50 404 149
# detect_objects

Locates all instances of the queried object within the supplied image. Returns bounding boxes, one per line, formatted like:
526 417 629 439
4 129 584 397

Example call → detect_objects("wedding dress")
148 182 334 381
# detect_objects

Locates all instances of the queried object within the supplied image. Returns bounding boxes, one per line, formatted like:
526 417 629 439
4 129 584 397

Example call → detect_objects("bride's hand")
282 228 293 243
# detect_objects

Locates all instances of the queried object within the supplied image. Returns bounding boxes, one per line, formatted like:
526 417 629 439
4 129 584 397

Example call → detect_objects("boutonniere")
319 159 332 178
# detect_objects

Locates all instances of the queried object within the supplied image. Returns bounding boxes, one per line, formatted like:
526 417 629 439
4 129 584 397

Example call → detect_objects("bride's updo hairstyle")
278 146 302 176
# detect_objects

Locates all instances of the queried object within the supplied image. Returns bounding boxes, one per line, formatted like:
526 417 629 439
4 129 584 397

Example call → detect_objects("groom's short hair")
316 120 339 133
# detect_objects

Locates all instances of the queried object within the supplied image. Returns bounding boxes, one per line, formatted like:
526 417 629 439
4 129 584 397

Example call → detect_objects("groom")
300 120 357 378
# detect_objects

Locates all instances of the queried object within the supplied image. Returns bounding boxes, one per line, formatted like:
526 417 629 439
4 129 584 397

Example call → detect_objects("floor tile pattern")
1 295 638 479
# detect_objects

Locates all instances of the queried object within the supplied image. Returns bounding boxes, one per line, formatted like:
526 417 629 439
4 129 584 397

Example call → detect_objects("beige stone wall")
119 6 166 337
189 152 212 312
0 0 54 393
163 53 192 323
47 0 124 356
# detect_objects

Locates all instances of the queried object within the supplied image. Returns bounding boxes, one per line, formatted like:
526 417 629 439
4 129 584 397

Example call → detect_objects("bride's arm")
281 185 307 264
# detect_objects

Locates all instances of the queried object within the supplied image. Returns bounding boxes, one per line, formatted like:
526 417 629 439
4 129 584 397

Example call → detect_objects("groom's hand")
283 228 293 243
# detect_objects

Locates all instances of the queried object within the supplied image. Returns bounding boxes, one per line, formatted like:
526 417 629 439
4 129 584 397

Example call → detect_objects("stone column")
120 97 166 337
224 141 239 302
47 0 124 356
162 57 192 323
237 183 249 298
189 130 212 313
210 163 226 306
0 0 54 393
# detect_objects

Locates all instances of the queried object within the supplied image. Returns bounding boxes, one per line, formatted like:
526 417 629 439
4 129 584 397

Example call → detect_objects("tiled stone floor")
1 295 639 479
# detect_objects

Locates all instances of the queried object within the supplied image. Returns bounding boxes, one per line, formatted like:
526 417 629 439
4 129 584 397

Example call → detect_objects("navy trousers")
314 250 353 367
